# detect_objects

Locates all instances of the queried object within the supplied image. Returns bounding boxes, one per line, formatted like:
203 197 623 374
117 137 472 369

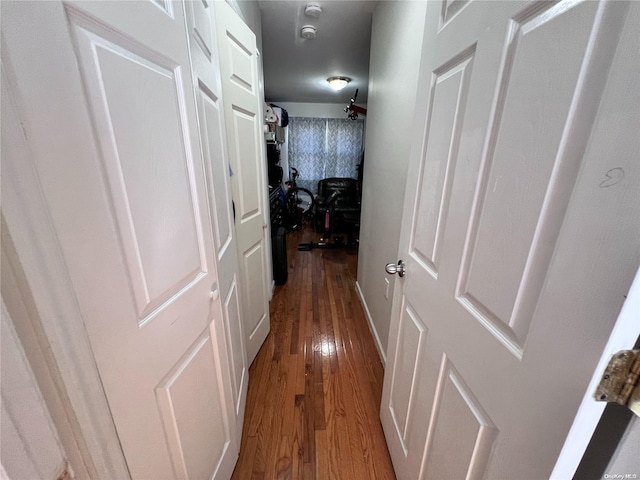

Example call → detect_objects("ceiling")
258 1 375 104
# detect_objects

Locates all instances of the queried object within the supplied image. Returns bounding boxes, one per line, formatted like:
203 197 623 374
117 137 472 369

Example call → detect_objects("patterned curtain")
288 117 365 193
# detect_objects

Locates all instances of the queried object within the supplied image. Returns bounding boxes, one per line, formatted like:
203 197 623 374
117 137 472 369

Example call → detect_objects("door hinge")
595 349 640 417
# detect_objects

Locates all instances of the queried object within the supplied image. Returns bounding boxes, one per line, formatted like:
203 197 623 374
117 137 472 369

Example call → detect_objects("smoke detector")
304 3 322 18
300 25 317 39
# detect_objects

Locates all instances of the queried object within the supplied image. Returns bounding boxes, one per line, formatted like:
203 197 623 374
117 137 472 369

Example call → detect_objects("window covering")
287 117 365 193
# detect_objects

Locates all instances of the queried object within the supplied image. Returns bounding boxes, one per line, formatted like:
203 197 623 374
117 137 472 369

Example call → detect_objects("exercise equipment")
298 191 359 251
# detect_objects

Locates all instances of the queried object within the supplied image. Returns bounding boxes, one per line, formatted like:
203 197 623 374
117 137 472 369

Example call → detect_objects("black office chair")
312 177 361 233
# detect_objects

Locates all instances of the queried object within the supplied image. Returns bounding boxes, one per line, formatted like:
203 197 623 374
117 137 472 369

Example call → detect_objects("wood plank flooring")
231 227 396 480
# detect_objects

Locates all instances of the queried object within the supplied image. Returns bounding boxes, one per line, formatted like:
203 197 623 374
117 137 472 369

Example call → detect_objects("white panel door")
2 1 237 478
183 0 249 442
381 1 640 479
214 1 271 365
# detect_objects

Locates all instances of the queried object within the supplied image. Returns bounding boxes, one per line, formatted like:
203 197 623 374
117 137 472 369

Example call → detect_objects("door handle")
385 260 406 277
210 283 219 300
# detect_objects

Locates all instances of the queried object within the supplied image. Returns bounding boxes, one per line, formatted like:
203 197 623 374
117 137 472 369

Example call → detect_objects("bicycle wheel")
288 187 315 215
284 187 315 231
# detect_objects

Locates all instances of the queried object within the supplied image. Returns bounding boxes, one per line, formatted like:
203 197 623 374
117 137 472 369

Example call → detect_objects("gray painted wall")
606 416 640 476
356 1 427 361
608 415 640 474
275 102 350 119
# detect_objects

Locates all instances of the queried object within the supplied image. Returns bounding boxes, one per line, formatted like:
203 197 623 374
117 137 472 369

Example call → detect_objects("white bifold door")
382 1 640 479
183 0 249 442
214 1 272 365
2 1 244 478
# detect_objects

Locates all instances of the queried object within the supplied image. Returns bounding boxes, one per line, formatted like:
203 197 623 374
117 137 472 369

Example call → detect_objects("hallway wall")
606 416 640 474
274 102 349 119
356 1 427 361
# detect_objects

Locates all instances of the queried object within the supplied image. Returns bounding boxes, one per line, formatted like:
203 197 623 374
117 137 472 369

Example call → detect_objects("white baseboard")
355 281 386 366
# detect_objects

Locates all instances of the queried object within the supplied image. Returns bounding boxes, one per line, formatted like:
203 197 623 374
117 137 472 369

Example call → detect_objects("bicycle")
283 167 315 231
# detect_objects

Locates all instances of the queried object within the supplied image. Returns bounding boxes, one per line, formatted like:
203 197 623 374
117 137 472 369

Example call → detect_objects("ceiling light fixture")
300 25 317 39
327 76 351 91
304 3 323 18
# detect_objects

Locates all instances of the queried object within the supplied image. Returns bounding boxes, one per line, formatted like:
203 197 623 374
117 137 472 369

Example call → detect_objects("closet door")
184 0 249 443
2 1 237 478
215 1 272 365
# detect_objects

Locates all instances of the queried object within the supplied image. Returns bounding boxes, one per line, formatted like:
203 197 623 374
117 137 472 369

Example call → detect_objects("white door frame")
1 227 90 480
1 53 129 478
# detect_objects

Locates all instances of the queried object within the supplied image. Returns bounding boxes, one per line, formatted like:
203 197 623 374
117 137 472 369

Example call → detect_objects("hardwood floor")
231 227 396 480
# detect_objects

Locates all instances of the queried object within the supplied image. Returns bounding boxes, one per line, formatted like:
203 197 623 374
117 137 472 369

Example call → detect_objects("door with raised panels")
382 1 640 478
183 0 249 443
214 1 271 365
2 1 237 478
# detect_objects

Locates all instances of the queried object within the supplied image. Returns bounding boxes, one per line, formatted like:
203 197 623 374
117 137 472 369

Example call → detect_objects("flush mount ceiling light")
300 25 317 39
304 2 323 18
327 76 351 91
